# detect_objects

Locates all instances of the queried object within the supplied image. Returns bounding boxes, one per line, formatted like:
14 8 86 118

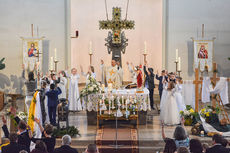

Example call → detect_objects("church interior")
0 0 230 153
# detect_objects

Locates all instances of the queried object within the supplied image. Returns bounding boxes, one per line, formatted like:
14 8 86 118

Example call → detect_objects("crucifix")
99 7 135 65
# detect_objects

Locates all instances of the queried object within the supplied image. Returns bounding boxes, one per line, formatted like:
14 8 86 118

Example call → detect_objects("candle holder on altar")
89 52 93 66
177 70 182 77
175 61 179 72
54 60 59 73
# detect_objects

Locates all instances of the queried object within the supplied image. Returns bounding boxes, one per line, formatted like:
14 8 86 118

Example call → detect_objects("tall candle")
50 57 54 70
175 49 179 62
178 57 181 71
144 41 147 54
54 48 57 61
89 41 92 54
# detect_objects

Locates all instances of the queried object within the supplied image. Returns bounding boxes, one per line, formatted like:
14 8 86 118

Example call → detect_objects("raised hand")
34 117 40 124
101 60 104 65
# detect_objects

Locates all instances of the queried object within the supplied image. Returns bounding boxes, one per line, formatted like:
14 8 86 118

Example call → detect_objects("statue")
0 58 5 70
99 7 135 66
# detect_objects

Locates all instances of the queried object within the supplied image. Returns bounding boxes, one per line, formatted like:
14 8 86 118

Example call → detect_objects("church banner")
22 37 43 71
193 40 214 72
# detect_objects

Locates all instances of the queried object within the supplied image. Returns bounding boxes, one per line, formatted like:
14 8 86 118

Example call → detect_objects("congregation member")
29 118 56 153
162 118 190 149
189 139 203 153
163 138 177 153
84 144 99 153
68 68 82 111
22 64 37 115
30 140 48 153
206 134 229 153
2 114 31 152
46 83 62 126
143 60 155 110
54 135 79 153
1 133 26 153
156 69 168 100
177 147 190 153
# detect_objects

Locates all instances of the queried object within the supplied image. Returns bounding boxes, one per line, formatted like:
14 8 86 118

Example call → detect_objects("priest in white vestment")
68 68 82 111
101 59 123 88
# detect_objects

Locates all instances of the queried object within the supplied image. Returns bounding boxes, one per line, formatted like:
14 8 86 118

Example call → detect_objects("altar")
85 88 151 126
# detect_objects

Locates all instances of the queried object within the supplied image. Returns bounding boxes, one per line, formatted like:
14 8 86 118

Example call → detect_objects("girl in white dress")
175 77 186 112
68 68 82 111
160 81 180 125
126 62 137 84
58 71 67 99
80 65 96 110
80 65 96 81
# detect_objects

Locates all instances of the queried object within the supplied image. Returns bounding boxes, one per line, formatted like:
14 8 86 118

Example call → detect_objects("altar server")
58 71 67 99
68 68 82 111
80 65 96 81
156 70 168 100
144 61 155 110
126 62 137 84
160 81 180 125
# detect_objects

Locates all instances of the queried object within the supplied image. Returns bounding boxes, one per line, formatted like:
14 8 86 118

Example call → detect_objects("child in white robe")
58 71 67 99
160 81 180 125
68 68 82 111
175 77 186 112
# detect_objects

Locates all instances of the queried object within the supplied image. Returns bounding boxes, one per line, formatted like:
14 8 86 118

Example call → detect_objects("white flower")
86 80 90 84
89 87 94 92
184 110 190 116
93 84 97 88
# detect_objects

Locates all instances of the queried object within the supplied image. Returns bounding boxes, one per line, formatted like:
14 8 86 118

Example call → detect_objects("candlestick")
54 48 57 61
144 41 147 54
175 49 179 62
178 57 181 71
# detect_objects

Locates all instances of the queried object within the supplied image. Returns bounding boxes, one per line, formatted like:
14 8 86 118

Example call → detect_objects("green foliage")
53 126 80 138
0 58 6 70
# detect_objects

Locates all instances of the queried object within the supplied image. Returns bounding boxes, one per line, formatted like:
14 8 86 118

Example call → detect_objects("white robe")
175 84 186 112
68 74 82 111
128 64 137 84
160 89 180 125
101 64 123 88
58 76 67 99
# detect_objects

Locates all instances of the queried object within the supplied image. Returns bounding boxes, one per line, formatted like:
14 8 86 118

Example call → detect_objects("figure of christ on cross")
101 59 123 89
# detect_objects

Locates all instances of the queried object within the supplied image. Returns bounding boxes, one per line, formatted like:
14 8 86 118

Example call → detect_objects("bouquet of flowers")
80 76 101 98
200 105 220 124
180 105 199 126
17 111 28 122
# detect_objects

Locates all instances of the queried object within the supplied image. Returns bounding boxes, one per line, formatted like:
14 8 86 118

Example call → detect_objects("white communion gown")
175 84 186 112
68 74 82 111
160 88 180 125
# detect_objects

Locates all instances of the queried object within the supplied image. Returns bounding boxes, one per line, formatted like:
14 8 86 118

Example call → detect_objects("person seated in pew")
29 117 56 153
1 133 26 153
1 108 31 152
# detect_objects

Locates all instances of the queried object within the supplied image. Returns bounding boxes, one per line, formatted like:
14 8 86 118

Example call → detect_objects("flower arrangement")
80 76 101 98
180 105 199 126
53 126 80 138
200 105 220 124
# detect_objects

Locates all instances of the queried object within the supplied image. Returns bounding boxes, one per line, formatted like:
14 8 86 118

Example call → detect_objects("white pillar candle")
178 57 181 71
54 48 57 61
175 49 179 62
50 56 54 70
99 100 102 115
144 41 147 54
89 41 92 54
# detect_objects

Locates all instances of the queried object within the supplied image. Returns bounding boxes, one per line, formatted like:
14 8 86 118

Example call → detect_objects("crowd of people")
161 119 230 153
0 62 229 153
